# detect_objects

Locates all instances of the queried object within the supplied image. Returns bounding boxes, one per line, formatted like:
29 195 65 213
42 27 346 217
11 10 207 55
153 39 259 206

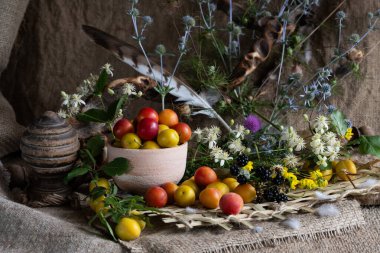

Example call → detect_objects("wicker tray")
143 160 380 230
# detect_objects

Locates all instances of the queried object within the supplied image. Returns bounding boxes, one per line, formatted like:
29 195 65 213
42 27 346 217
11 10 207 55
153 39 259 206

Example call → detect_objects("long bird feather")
82 25 232 132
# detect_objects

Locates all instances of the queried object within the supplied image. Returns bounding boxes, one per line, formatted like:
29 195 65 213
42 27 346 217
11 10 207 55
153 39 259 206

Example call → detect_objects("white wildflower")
70 94 86 108
68 106 80 116
57 109 68 119
312 115 329 134
233 124 248 139
283 154 301 168
316 155 328 167
116 109 123 119
137 91 143 97
193 128 203 142
310 133 325 155
102 63 114 76
322 132 336 142
281 127 305 151
210 146 232 167
228 138 246 154
60 91 71 106
122 83 137 96
294 136 306 151
76 85 89 97
204 126 221 149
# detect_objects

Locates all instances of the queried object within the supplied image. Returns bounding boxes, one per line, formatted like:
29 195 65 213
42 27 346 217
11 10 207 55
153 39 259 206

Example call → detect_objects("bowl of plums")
107 107 191 194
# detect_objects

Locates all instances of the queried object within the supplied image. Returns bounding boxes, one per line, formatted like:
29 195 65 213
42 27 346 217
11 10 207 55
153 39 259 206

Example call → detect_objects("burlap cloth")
0 0 29 157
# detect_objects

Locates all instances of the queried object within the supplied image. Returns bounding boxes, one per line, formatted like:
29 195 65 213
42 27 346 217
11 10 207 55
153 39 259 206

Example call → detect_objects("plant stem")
210 33 228 71
130 10 157 81
270 19 288 122
252 109 281 131
228 0 233 72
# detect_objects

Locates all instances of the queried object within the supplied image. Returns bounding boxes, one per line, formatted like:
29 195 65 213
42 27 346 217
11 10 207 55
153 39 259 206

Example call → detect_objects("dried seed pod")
176 104 191 117
291 64 303 78
348 48 364 63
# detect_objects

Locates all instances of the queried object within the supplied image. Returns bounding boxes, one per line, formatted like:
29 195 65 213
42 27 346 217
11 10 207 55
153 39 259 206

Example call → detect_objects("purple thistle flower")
244 114 262 133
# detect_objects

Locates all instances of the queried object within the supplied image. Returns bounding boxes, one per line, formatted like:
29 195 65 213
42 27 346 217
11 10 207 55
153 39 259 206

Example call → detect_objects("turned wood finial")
19 111 80 206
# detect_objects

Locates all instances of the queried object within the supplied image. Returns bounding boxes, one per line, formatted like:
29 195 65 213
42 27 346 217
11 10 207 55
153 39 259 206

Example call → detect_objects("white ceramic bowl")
107 142 188 194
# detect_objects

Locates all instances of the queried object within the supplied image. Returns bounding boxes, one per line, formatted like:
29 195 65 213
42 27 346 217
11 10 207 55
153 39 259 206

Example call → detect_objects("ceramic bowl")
107 142 188 194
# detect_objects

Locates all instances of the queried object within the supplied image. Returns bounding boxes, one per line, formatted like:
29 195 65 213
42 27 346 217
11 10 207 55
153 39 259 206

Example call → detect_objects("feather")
251 226 264 233
185 206 198 214
304 40 312 64
314 191 335 200
315 204 340 217
281 218 301 230
358 178 378 189
82 25 232 132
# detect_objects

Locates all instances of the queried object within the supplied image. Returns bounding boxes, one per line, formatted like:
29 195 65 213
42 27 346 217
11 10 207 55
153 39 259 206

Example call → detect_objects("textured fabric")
0 0 29 157
0 0 29 72
0 92 25 157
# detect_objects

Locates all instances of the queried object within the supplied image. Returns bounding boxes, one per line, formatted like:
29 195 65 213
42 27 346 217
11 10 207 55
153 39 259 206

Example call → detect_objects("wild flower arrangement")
59 0 380 242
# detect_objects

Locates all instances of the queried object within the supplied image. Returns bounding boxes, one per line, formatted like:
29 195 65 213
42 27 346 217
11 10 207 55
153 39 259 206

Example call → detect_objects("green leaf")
87 135 105 158
107 96 127 121
101 157 130 177
80 149 97 166
359 135 380 158
330 110 348 137
64 166 90 184
94 69 109 95
77 109 109 123
98 212 117 241
90 186 107 200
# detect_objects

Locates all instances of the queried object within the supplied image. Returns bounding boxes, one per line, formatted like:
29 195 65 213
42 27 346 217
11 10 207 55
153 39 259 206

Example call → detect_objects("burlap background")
0 0 379 132
0 0 29 157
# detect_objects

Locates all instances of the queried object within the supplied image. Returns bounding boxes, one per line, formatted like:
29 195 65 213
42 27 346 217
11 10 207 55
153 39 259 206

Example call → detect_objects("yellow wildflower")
318 179 328 187
310 170 323 181
283 171 299 190
242 161 254 172
290 178 299 190
309 169 328 188
298 179 318 189
345 128 354 141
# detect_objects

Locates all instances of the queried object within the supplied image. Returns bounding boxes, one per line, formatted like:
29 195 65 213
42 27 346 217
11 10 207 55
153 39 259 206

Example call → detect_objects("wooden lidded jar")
20 111 80 203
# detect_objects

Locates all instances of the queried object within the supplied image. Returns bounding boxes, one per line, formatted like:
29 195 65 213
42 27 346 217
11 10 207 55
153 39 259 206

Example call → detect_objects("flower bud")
107 88 115 95
155 44 166 55
142 16 153 25
183 15 195 27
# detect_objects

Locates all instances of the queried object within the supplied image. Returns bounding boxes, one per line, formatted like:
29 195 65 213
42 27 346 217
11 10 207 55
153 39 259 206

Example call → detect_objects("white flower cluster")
58 91 86 118
310 131 341 167
283 154 301 168
210 146 233 167
193 125 221 149
280 127 306 152
232 124 249 139
193 125 236 167
101 63 114 76
228 138 246 154
76 73 98 98
122 83 143 97
312 115 329 134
